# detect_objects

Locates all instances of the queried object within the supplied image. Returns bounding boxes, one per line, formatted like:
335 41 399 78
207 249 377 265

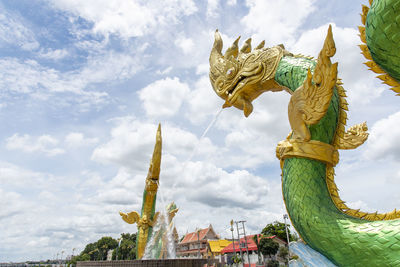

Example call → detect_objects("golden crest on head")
209 30 286 117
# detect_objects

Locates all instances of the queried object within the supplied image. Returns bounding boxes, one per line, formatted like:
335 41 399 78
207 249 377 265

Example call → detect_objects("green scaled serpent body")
208 1 400 266
274 1 400 265
275 55 400 266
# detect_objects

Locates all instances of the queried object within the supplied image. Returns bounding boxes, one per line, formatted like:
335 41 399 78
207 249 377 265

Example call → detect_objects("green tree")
96 236 118 260
68 254 90 267
259 237 279 262
253 235 263 264
75 236 119 261
267 259 279 267
112 233 137 260
81 242 99 260
278 246 289 259
261 221 297 242
69 234 136 263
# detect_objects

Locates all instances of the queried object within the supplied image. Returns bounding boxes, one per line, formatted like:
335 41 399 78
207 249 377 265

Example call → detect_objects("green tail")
366 0 400 83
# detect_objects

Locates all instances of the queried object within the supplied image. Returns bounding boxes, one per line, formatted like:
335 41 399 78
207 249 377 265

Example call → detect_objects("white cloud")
6 133 65 156
0 189 28 220
175 36 195 54
156 66 173 75
364 111 400 161
65 132 99 148
0 58 107 98
91 117 217 170
241 0 316 45
138 77 190 117
38 48 68 60
182 163 269 209
186 75 222 124
49 0 198 38
0 161 48 188
0 8 39 50
91 118 159 168
196 64 209 75
0 49 146 108
0 165 125 261
207 0 220 18
159 157 285 236
209 92 291 168
80 51 144 85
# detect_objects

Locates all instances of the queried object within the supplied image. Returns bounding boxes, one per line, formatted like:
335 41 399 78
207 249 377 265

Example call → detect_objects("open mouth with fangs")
223 77 254 117
228 75 246 95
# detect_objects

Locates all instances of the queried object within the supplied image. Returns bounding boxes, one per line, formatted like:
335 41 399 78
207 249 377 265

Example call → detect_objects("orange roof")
180 225 216 244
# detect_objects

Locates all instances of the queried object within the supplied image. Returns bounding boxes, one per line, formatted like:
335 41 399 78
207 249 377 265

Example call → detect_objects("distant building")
221 235 287 266
176 224 219 258
207 239 232 257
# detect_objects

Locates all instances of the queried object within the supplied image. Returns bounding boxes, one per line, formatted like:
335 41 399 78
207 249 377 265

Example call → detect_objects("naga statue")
209 1 400 266
119 124 178 259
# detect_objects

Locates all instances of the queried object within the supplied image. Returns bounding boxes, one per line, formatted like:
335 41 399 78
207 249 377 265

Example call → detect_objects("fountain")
76 124 219 266
142 202 178 259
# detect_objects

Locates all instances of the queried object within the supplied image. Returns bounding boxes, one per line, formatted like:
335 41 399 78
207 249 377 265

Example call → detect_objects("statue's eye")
226 68 235 77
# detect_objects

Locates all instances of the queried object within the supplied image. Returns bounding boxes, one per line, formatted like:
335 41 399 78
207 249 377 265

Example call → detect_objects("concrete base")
77 259 220 267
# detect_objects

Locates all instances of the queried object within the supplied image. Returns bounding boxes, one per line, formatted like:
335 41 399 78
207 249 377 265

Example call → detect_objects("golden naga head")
209 30 285 117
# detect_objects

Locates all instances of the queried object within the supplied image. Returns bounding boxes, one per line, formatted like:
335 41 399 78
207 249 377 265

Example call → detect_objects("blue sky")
1 0 400 262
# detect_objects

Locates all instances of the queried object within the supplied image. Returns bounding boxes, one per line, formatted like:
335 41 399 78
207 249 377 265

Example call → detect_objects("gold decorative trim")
335 122 369 150
326 165 400 221
276 139 339 167
288 25 337 142
327 28 400 220
359 1 400 95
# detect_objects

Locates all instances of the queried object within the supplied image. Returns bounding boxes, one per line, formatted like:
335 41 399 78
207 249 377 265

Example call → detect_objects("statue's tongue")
221 93 253 117
236 94 253 117
243 98 253 117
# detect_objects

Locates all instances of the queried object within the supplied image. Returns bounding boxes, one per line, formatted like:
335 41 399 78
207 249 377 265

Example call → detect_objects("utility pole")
235 222 243 264
241 221 251 266
230 220 237 267
197 229 201 259
283 214 291 265
235 220 251 265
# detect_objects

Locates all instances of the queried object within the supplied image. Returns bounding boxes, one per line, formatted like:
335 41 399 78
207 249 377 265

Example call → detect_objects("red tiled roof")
180 225 215 244
220 235 279 254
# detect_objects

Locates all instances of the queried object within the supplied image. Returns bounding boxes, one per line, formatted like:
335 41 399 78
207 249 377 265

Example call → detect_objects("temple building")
176 224 220 258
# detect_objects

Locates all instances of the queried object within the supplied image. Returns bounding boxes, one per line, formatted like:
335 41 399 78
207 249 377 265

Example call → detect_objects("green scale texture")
273 55 400 266
366 0 400 82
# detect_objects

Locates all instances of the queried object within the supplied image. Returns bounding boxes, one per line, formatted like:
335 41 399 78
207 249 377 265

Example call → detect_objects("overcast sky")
1 0 400 262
